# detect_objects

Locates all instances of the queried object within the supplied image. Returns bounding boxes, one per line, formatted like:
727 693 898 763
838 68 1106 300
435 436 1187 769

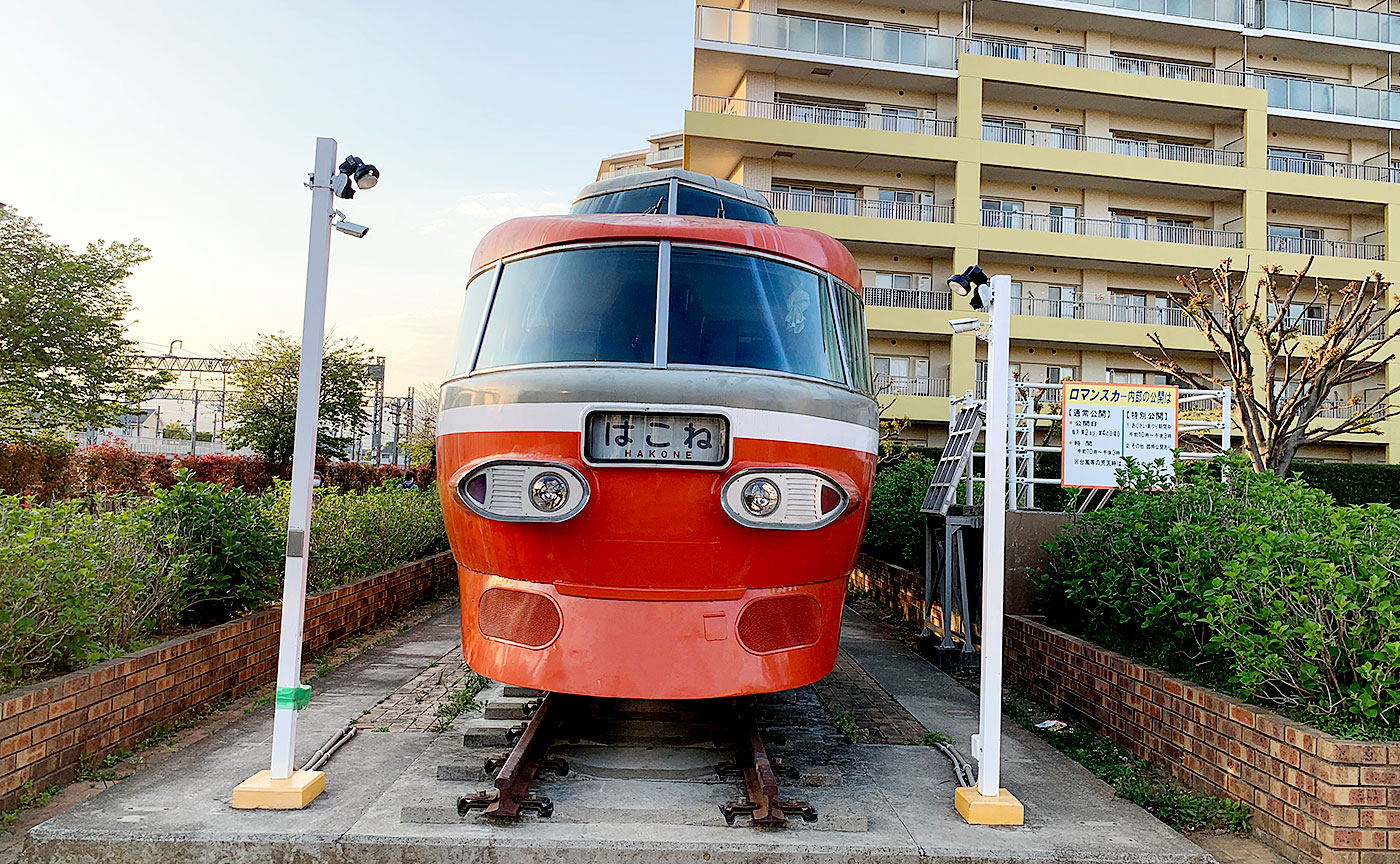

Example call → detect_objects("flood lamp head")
947 266 991 311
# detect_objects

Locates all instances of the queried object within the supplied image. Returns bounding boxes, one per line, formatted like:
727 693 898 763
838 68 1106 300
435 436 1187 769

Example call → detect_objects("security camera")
949 317 982 334
334 219 369 238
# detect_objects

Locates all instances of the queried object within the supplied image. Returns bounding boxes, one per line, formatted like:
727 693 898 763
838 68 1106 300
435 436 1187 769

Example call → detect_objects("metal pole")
977 274 1012 798
190 390 199 458
269 136 337 780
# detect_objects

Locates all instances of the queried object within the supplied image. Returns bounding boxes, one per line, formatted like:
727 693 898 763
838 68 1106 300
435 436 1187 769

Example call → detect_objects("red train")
437 170 877 699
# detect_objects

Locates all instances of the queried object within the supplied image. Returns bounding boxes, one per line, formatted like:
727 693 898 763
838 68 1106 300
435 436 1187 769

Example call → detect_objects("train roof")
573 168 774 212
470 215 862 289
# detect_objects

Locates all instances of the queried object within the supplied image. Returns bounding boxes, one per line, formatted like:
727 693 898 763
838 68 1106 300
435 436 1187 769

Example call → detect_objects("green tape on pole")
275 685 312 711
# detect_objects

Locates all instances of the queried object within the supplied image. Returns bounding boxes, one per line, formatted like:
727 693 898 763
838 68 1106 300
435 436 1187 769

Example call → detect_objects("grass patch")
1002 692 1250 833
429 673 491 733
831 710 864 744
906 731 952 747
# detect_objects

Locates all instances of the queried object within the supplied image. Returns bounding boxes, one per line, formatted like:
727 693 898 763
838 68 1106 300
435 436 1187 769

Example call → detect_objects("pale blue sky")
1 1 694 397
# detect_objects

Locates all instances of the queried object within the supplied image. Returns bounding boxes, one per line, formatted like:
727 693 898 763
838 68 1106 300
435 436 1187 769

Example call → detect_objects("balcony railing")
982 124 1243 166
980 210 1244 247
1317 399 1385 420
1263 75 1400 123
864 285 954 310
646 146 684 165
1266 235 1384 260
875 375 949 397
1268 153 1399 183
605 165 648 177
1013 297 1195 326
696 6 957 70
1256 0 1400 45
692 95 957 137
770 190 954 223
1043 0 1242 26
960 37 1259 88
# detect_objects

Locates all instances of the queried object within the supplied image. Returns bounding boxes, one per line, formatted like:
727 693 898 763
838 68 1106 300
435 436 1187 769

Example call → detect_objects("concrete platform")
22 605 1215 864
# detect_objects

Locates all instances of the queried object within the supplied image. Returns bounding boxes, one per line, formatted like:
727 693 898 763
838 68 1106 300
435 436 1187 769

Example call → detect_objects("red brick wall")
0 551 455 809
1006 614 1400 864
850 553 925 626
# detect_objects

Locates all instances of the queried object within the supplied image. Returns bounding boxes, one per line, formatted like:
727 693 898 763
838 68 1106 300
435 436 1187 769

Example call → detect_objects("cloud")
417 191 568 235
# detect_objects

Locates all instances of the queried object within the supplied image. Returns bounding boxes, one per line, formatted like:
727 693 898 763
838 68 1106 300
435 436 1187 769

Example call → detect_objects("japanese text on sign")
1061 383 1178 489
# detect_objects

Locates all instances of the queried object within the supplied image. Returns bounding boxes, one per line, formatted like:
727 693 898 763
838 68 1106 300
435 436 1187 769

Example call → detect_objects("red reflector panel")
478 589 561 649
820 484 842 514
737 595 822 654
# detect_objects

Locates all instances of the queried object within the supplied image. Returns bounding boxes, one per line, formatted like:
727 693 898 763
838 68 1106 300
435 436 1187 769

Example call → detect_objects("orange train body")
438 177 878 700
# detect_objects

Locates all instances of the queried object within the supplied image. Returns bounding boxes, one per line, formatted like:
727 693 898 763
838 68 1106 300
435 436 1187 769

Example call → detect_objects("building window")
981 198 1024 228
982 117 1027 144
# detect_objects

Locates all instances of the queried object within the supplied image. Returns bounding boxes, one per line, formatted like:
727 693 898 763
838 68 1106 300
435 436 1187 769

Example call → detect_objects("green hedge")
1290 461 1400 508
862 451 939 571
0 473 448 690
1038 454 1400 730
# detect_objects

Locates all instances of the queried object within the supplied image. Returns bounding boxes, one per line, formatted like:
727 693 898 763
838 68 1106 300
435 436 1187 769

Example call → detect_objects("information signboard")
1061 382 1178 488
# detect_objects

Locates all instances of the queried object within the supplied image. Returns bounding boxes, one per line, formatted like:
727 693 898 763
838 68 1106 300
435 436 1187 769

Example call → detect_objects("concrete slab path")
22 602 1218 864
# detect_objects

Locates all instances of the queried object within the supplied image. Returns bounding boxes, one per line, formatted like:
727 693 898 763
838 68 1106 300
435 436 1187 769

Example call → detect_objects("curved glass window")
674 185 777 224
474 245 658 370
668 246 844 383
448 268 495 378
570 185 670 215
833 282 872 393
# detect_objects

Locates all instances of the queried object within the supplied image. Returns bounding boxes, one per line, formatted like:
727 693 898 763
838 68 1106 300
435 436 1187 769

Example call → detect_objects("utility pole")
233 136 380 811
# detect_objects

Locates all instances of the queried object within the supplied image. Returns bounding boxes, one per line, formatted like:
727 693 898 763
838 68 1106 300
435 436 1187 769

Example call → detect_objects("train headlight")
722 469 850 530
741 478 781 517
530 472 569 512
456 460 589 522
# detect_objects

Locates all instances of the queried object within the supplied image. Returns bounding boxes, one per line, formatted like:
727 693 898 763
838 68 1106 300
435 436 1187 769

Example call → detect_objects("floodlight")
947 265 991 311
333 156 380 198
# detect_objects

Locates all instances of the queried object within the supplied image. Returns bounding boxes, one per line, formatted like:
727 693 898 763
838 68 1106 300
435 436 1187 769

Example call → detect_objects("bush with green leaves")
0 496 183 685
148 471 283 622
862 454 939 572
1038 454 1400 726
263 480 447 592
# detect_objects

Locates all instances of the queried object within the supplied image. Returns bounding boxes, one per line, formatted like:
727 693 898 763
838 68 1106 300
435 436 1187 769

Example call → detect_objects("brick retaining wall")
0 551 455 809
850 553 925 626
1006 614 1400 864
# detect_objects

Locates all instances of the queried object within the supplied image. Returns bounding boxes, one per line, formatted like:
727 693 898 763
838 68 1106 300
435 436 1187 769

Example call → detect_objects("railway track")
457 692 816 827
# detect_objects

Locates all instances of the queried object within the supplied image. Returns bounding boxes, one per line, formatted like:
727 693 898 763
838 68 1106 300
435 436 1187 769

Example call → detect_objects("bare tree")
1136 258 1400 476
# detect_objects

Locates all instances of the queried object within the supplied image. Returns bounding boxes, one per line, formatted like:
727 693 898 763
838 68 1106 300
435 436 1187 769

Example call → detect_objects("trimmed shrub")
0 496 184 684
262 480 447 592
322 461 405 492
1038 454 1400 726
1290 461 1400 508
176 454 277 494
862 454 939 572
71 443 175 495
148 472 283 622
0 436 74 501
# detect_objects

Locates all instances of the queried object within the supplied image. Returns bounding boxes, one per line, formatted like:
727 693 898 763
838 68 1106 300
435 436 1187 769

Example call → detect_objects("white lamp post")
946 269 1024 826
232 137 379 810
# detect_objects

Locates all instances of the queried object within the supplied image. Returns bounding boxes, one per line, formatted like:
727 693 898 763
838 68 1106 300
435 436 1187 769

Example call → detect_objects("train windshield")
570 183 777 224
474 245 659 370
570 184 671 216
673 185 776 224
668 246 843 383
454 243 868 391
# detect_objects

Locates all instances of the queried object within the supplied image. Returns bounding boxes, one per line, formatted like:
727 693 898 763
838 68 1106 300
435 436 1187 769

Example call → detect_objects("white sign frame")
1060 382 1179 489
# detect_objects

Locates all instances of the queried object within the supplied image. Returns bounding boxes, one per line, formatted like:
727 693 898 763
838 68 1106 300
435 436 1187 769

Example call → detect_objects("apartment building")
597 130 685 180
639 0 1400 463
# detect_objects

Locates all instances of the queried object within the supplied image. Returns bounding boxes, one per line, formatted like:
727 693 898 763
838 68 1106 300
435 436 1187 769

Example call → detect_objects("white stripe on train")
437 403 878 455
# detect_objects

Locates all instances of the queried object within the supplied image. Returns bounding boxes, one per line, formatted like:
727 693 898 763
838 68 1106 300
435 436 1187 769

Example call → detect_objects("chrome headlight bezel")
721 468 850 531
455 460 590 523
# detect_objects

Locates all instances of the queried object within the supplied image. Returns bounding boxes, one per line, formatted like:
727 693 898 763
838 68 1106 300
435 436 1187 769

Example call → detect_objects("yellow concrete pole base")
231 769 325 809
954 786 1024 825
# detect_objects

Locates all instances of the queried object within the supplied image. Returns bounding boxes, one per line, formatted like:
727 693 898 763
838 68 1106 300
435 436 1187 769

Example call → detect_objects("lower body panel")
456 565 846 699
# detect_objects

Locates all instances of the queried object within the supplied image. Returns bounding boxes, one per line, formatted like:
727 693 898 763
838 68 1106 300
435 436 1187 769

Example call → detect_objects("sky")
0 1 695 409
